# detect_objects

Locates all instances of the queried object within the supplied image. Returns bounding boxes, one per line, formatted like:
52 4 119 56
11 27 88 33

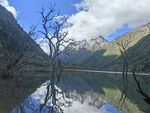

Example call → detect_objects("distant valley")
61 22 150 72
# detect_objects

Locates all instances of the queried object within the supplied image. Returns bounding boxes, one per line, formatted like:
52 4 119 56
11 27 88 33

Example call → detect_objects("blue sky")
107 25 132 41
2 0 150 42
8 0 81 33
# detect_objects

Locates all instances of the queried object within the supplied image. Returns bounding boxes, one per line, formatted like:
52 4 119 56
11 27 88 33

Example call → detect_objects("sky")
1 0 150 42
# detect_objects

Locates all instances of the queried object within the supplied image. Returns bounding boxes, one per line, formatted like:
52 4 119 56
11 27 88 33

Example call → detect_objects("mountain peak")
71 36 108 51
88 36 108 51
71 39 89 50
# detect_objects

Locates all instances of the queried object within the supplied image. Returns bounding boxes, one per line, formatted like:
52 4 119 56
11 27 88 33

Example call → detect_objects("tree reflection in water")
11 78 72 113
39 79 72 113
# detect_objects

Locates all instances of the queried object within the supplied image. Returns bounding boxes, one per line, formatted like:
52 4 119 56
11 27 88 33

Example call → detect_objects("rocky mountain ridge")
63 22 150 72
71 35 108 51
60 35 108 64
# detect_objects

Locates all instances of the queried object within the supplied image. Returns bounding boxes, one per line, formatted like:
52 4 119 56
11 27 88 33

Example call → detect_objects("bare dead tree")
117 40 131 79
39 4 73 113
116 40 131 108
132 69 150 106
117 39 150 109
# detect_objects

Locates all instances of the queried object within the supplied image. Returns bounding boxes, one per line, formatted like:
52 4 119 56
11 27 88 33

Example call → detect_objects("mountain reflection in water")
0 71 149 113
11 80 121 113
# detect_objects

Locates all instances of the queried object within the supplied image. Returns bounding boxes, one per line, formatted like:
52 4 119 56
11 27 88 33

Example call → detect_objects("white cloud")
31 80 110 113
0 0 17 17
66 0 150 41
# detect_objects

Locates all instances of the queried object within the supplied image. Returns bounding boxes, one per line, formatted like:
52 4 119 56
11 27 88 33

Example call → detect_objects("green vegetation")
62 71 150 113
0 69 50 113
82 34 150 72
65 22 150 72
0 4 150 113
0 5 49 79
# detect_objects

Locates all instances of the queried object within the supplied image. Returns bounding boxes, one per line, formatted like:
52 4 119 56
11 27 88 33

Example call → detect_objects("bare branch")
39 4 74 112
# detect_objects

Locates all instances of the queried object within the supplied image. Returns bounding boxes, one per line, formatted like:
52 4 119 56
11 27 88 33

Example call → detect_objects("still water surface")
0 71 150 113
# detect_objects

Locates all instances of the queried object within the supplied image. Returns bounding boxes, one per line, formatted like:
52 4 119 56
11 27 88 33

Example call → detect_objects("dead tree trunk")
39 4 73 113
117 40 131 107
132 71 150 105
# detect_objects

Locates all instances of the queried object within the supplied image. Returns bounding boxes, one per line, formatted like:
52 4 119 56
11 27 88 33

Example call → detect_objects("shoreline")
64 69 150 76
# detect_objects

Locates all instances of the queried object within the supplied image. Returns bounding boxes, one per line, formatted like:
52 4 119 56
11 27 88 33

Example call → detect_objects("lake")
0 71 150 113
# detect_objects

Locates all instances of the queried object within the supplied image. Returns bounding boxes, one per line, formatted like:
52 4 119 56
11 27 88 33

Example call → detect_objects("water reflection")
11 80 121 113
58 72 150 113
0 71 150 113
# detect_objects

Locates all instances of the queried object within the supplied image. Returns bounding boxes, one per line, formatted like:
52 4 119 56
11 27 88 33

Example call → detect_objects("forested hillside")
0 5 48 78
63 22 150 72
